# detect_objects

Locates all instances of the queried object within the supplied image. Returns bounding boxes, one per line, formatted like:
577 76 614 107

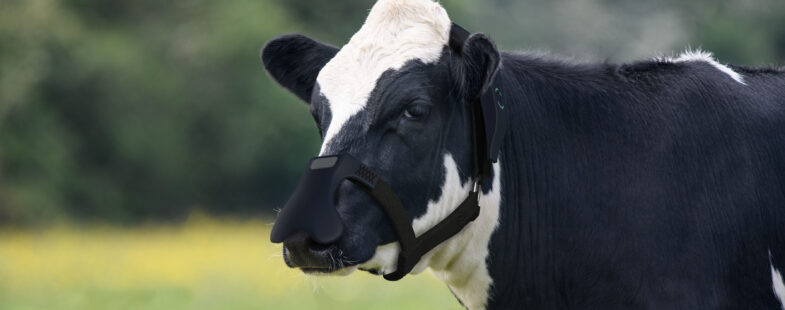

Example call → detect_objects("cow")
260 0 785 309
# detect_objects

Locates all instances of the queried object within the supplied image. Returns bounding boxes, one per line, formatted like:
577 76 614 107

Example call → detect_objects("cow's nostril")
308 241 332 252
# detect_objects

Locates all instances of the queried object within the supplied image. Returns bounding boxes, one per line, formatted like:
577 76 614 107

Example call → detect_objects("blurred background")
0 0 783 309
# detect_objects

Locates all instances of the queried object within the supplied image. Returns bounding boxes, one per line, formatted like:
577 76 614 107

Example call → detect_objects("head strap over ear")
451 23 507 178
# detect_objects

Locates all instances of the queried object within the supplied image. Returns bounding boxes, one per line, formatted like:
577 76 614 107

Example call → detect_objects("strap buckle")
471 178 481 194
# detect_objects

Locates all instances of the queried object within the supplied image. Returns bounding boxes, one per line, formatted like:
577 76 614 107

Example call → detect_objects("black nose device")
269 23 507 281
270 155 379 245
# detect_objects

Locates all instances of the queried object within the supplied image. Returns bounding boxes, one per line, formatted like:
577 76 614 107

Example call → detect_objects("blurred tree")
0 0 325 224
0 0 81 223
272 0 372 43
690 1 785 65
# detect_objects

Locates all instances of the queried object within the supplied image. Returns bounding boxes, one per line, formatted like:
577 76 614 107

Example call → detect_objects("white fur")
359 154 502 310
658 49 746 85
316 0 452 154
771 251 785 309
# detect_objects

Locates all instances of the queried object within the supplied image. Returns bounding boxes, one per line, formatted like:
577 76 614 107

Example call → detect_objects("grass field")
0 215 461 310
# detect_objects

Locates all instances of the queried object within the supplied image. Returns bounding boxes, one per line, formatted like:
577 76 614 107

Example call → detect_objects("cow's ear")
261 34 339 103
459 33 501 100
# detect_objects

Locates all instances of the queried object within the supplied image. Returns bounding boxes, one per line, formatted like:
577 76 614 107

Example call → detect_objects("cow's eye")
403 104 429 120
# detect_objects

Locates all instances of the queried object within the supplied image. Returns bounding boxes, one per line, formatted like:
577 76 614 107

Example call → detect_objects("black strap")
452 22 492 178
470 93 491 179
449 23 471 55
369 181 416 256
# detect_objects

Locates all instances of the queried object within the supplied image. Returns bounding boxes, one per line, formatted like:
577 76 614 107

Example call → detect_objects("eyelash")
402 104 428 120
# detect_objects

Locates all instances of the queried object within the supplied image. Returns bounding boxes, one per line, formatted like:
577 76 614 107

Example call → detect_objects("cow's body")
261 0 785 309
483 51 785 309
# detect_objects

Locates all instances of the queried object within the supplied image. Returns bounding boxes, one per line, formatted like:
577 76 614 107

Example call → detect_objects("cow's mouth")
281 232 366 275
284 249 361 276
299 266 359 276
291 256 383 276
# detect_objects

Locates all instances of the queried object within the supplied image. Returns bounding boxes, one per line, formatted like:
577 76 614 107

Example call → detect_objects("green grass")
0 215 461 310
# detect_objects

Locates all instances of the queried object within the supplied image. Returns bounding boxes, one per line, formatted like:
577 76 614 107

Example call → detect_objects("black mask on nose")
270 155 377 245
269 23 508 281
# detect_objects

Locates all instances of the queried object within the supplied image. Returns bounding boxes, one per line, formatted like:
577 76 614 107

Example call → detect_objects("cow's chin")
300 265 359 276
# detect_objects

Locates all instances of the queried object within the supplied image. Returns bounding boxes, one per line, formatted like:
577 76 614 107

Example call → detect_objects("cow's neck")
479 52 615 309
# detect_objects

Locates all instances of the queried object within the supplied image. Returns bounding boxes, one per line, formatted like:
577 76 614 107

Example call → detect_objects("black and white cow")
261 0 785 308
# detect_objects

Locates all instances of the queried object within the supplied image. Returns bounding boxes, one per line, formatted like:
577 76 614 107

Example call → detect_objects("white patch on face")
657 49 746 85
771 250 785 309
359 242 401 276
315 0 452 154
359 154 502 310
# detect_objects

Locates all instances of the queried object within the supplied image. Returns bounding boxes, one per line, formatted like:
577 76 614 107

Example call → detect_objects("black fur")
261 34 338 102
484 51 785 309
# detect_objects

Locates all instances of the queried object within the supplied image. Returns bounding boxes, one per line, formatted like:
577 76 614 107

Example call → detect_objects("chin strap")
372 179 481 281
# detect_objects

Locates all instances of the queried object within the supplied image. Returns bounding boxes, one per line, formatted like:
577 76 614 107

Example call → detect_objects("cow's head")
262 0 500 276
